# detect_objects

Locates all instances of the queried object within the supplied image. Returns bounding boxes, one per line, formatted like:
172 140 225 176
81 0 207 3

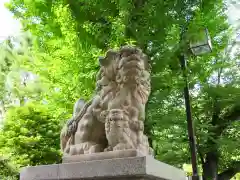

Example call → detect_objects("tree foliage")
0 0 239 179
0 102 62 170
0 157 19 180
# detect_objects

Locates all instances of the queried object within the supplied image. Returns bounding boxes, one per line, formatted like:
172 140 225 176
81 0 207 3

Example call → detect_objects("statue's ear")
106 49 119 60
99 49 119 67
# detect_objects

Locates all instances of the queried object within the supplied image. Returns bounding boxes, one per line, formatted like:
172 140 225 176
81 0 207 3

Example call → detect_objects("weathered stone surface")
20 164 58 180
20 154 186 180
60 46 153 157
62 149 142 163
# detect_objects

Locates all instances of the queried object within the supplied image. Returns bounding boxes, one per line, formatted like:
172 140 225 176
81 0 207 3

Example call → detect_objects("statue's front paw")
69 143 87 155
113 143 133 151
104 146 113 152
69 145 79 155
88 144 104 154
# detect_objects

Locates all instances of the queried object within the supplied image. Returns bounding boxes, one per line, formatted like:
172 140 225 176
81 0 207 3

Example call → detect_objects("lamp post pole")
179 54 199 180
178 5 211 180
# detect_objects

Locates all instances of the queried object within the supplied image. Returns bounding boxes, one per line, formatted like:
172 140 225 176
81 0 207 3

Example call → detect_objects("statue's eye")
110 118 113 121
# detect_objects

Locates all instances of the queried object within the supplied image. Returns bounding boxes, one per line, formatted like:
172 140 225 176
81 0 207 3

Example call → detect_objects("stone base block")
62 149 143 163
20 150 186 180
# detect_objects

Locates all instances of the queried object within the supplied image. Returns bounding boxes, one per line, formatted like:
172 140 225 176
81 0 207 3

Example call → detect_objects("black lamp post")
179 28 212 180
179 54 199 180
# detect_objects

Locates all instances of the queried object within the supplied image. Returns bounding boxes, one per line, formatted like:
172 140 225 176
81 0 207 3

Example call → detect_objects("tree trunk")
202 152 218 180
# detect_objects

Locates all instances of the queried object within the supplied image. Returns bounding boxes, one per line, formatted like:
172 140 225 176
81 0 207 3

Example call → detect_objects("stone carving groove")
60 46 153 157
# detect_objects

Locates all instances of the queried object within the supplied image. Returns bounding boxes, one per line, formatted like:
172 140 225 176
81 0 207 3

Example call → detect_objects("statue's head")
119 46 142 57
118 46 150 71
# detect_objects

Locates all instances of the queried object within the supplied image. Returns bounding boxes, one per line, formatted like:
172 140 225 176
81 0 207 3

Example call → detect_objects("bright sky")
0 0 21 41
228 1 240 24
0 0 239 41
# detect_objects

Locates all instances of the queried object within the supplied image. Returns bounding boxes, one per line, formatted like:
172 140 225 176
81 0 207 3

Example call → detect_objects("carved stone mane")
60 46 153 156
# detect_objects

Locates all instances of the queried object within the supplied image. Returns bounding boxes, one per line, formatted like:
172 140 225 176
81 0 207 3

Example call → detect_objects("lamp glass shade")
190 28 212 56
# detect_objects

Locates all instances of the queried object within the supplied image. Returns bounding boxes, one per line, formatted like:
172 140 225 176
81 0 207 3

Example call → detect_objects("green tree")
0 32 44 111
0 157 19 180
4 0 240 179
0 38 16 116
0 102 62 169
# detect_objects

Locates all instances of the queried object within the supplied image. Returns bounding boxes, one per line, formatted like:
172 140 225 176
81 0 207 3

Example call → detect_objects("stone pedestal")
20 150 186 180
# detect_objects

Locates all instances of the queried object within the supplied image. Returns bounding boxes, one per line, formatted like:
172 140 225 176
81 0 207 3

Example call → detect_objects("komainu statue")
60 46 153 156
